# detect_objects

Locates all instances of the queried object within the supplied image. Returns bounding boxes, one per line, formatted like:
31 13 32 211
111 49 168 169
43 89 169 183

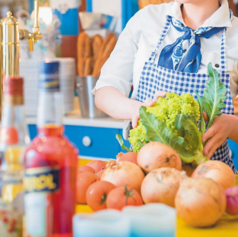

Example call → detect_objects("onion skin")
137 142 182 174
225 187 238 215
175 178 226 227
192 160 236 190
141 168 187 207
101 160 145 193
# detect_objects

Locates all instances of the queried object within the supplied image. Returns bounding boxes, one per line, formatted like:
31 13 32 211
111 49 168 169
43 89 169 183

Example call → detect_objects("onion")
116 152 138 165
137 141 181 174
101 160 145 193
141 168 187 207
175 177 226 227
225 187 238 215
192 160 236 190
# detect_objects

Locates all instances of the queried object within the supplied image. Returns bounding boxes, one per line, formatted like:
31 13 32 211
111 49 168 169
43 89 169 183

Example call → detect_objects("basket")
138 0 173 9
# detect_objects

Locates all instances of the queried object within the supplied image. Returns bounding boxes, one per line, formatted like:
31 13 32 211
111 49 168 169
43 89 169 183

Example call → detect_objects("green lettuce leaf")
139 106 184 147
195 91 206 135
202 63 227 130
116 134 132 152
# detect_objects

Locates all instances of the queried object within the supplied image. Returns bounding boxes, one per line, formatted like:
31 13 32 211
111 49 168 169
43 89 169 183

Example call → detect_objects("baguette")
92 34 103 63
77 32 92 59
92 33 117 77
83 57 93 77
77 57 85 77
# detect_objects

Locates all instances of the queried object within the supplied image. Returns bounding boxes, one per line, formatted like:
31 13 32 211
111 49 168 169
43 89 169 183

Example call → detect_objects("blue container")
53 8 79 35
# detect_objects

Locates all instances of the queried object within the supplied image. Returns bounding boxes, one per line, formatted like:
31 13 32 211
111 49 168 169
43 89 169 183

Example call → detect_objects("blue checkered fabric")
136 16 237 173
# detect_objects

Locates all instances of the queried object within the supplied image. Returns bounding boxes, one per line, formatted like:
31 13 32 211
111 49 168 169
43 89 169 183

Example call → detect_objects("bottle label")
24 167 60 193
25 193 52 237
39 74 60 92
24 167 60 236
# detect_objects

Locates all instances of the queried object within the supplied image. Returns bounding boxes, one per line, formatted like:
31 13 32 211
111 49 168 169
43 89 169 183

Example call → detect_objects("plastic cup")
123 203 176 237
73 209 130 237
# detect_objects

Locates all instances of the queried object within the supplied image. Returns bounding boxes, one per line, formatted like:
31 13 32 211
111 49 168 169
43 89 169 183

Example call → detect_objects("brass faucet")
0 0 42 118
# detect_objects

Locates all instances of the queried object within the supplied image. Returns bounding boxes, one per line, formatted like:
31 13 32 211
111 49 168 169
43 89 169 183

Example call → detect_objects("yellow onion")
141 167 187 207
101 160 145 193
175 177 226 227
192 160 236 190
137 142 182 174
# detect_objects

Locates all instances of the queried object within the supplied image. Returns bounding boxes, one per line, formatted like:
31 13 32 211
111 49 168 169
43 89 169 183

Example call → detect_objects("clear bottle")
0 76 30 237
24 61 78 237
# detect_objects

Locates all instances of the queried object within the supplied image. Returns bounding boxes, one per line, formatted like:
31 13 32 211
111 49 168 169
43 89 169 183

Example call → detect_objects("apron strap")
150 15 172 62
220 29 227 74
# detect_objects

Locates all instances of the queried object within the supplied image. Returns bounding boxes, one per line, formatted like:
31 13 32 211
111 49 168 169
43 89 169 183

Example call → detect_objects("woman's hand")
131 91 167 128
202 114 233 159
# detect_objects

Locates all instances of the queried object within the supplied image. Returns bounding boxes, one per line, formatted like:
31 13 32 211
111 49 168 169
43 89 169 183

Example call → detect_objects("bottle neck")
37 90 63 136
0 103 30 147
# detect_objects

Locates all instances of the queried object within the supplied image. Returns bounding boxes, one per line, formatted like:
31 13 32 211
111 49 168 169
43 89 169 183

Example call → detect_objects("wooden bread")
92 33 117 77
77 32 92 59
92 34 103 63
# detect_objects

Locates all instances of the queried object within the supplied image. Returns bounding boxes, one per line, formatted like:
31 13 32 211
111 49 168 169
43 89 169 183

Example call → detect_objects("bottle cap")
39 61 59 75
39 61 60 92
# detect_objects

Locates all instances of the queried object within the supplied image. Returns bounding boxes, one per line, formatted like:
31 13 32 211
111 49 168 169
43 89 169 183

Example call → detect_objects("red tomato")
78 165 95 173
117 152 138 165
76 172 99 204
86 181 115 211
86 160 107 172
106 185 143 211
96 169 106 179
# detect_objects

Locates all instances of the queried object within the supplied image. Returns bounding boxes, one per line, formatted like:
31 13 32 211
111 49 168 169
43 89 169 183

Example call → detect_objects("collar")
168 0 232 28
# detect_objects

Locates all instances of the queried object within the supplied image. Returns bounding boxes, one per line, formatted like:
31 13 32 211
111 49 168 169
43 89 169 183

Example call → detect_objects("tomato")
78 165 95 173
96 169 106 179
86 181 115 211
117 152 138 165
106 185 143 211
86 160 107 172
76 172 99 204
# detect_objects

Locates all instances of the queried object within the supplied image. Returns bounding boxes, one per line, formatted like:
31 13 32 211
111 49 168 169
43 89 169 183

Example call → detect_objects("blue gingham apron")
136 16 237 173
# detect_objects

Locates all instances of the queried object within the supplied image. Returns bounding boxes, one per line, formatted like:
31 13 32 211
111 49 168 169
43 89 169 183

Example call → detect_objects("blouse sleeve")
92 12 141 97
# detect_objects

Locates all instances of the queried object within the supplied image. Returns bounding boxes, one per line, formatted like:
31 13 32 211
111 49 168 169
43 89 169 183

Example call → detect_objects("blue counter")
27 114 238 170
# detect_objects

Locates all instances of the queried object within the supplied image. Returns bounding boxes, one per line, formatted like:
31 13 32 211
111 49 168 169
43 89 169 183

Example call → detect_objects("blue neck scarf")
158 17 226 73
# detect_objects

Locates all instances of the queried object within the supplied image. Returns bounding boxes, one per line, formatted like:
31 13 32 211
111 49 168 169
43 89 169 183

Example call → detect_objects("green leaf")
174 114 206 164
202 63 227 130
116 134 131 152
175 114 201 153
139 107 207 165
140 107 184 146
194 91 206 135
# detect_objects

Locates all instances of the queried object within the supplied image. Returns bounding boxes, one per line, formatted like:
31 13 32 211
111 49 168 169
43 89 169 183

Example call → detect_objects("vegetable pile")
128 63 227 166
76 63 237 229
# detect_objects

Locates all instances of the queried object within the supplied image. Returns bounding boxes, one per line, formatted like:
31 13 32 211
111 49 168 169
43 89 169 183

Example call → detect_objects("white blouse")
94 0 238 101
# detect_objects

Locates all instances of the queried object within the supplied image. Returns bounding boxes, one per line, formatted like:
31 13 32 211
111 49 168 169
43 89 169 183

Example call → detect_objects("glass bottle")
0 76 30 237
24 61 78 237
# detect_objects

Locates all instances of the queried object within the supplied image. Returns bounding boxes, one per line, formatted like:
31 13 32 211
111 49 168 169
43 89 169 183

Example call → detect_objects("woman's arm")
95 87 165 128
95 87 142 127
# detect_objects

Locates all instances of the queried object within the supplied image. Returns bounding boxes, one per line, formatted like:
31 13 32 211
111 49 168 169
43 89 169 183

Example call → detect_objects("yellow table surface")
77 159 238 237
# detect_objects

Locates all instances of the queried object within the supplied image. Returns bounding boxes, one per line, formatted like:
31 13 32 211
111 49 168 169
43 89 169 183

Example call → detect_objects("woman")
93 0 238 172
